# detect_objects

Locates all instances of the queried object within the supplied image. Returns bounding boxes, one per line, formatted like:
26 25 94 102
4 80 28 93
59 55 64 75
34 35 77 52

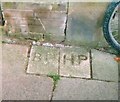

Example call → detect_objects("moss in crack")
3 32 44 42
2 41 7 43
47 72 60 88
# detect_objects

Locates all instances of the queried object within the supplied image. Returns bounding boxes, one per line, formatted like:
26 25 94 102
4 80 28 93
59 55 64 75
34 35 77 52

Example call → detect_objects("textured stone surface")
0 28 2 102
2 2 115 48
27 45 59 75
2 44 53 100
3 9 33 34
118 62 120 81
2 44 28 77
52 78 118 100
2 2 67 43
2 75 53 100
92 49 118 82
60 46 90 78
66 2 109 47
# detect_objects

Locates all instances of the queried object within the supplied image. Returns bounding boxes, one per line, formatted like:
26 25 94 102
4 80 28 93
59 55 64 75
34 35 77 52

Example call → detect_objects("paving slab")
2 44 28 77
118 62 120 82
27 45 59 75
92 49 118 82
52 78 118 100
2 75 53 100
2 44 53 100
66 2 109 47
118 82 120 101
0 32 2 101
60 46 90 78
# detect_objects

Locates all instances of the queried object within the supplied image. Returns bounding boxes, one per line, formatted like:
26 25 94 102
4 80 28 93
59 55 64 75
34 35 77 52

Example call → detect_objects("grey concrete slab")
52 78 118 100
118 82 120 101
92 49 118 82
2 75 53 100
2 44 28 77
27 45 59 75
118 62 120 82
66 2 109 47
0 33 2 102
60 46 90 78
2 44 53 100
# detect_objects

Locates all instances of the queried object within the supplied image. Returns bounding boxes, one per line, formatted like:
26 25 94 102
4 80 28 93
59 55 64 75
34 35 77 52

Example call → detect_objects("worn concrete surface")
66 2 109 47
59 46 90 78
2 44 53 100
2 44 28 77
0 28 2 102
1 43 119 100
3 75 53 100
118 82 120 100
118 62 120 82
27 45 91 78
52 78 118 100
92 49 118 82
1 1 119 100
2 2 114 49
27 45 59 75
2 2 67 43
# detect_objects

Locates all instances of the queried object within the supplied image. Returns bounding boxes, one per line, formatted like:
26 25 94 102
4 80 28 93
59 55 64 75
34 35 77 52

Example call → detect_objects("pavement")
0 1 119 101
1 42 119 100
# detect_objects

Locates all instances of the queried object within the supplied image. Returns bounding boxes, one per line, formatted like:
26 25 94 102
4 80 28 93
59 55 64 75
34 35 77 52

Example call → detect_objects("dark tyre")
103 1 120 52
0 4 5 26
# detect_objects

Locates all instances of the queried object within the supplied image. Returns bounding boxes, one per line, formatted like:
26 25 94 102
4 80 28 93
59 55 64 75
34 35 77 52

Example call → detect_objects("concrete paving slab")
2 44 53 100
118 82 120 101
0 33 2 102
92 49 118 82
52 78 118 100
2 44 28 77
27 45 59 75
2 75 53 100
60 47 90 78
66 2 109 47
118 63 120 82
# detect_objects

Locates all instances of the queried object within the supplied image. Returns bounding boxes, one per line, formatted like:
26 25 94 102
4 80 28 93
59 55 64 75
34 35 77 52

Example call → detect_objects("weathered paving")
1 2 113 49
27 45 90 78
2 44 28 77
59 46 90 78
27 45 59 75
2 1 67 43
1 1 119 100
92 49 118 82
52 78 118 100
3 75 53 100
2 44 53 100
65 2 109 47
1 43 119 100
0 28 2 101
118 62 120 82
27 44 119 81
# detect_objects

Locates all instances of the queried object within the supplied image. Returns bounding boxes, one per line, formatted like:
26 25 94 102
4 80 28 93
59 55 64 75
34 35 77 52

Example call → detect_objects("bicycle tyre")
103 1 120 52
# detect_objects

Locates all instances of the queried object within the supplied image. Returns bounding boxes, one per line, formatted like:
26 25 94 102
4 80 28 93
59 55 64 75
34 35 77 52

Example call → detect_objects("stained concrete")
52 78 118 100
92 49 118 82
